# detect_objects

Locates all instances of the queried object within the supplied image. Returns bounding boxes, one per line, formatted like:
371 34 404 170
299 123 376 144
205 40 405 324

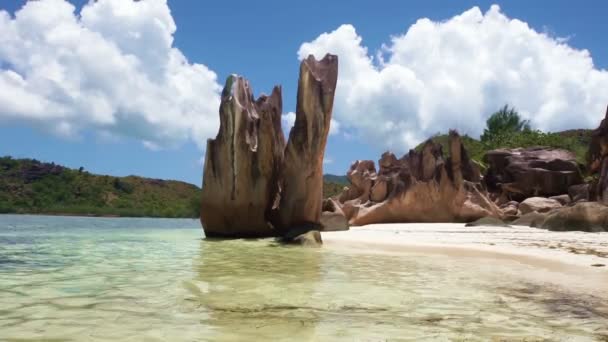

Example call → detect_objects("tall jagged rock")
277 54 339 229
200 75 285 237
589 105 608 203
336 131 501 225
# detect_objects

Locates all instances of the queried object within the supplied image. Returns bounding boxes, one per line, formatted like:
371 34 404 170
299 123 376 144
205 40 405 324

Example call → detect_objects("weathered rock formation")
278 54 338 229
200 75 285 237
200 54 338 238
511 212 549 228
541 202 608 232
336 131 502 226
588 105 608 203
320 198 349 231
483 147 583 202
519 197 562 215
569 184 590 203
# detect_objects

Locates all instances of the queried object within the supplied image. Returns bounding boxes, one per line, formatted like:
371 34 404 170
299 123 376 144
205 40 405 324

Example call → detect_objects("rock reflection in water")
187 239 323 340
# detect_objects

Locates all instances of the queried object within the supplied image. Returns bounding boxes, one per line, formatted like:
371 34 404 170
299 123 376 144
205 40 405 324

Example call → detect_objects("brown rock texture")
199 54 338 238
320 198 349 231
336 131 501 226
483 147 583 201
588 105 608 203
200 75 285 237
519 197 562 215
541 202 608 232
277 54 339 229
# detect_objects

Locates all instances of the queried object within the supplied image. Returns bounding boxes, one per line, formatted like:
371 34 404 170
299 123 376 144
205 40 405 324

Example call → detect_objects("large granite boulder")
336 131 502 226
200 76 285 237
277 54 338 229
519 197 562 215
511 211 549 228
541 202 608 232
483 147 583 201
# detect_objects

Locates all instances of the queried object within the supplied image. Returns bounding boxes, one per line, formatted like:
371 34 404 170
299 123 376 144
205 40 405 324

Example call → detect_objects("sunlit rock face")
483 147 583 202
200 75 285 237
337 131 501 226
200 54 338 238
589 105 608 204
277 54 339 229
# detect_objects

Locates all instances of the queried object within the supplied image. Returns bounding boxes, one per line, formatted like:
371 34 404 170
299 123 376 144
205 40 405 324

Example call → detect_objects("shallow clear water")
0 215 607 341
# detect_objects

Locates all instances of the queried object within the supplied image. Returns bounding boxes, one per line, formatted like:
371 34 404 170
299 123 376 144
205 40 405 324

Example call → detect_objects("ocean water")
0 214 607 341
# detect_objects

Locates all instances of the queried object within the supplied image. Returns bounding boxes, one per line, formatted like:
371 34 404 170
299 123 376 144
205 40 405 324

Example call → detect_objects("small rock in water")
279 226 323 247
289 231 323 247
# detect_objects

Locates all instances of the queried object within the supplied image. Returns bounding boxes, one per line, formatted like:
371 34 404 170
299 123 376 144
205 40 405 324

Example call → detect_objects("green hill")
323 174 349 198
0 156 201 218
323 174 348 185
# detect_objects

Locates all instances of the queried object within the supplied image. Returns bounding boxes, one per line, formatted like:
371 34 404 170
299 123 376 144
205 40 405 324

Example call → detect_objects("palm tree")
481 105 530 142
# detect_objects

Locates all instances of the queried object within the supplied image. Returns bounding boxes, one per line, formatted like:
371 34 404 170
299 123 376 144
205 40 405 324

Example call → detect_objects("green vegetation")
480 104 530 143
416 106 591 172
0 157 201 218
323 174 349 198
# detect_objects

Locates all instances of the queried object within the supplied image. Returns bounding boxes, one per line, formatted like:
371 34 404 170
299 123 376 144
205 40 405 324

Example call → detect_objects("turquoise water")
0 214 607 341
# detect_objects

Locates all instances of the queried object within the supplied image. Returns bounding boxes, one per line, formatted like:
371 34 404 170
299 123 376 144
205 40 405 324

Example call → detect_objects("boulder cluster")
200 52 607 235
200 54 338 243
332 131 501 225
326 105 608 232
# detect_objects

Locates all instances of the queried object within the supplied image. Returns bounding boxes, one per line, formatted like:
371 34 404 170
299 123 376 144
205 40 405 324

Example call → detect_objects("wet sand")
322 223 608 296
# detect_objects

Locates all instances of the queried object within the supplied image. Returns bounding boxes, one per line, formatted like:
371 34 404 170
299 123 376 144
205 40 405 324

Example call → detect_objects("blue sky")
0 0 607 185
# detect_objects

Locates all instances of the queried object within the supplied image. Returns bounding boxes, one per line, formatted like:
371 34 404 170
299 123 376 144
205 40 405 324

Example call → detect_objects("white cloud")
0 0 221 149
298 5 608 152
281 112 296 135
281 111 340 136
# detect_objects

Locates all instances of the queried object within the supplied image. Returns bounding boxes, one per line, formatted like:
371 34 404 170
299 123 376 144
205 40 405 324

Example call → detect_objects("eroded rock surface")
484 147 583 201
336 131 501 225
200 55 338 239
588 105 608 203
200 75 285 237
541 202 608 232
278 54 339 229
519 197 562 215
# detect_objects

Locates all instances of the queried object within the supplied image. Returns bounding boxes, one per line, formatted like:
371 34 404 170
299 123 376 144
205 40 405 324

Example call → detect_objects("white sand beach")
322 223 608 295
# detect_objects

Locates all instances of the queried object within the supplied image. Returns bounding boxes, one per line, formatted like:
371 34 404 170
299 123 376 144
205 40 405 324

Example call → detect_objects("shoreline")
322 223 608 294
0 212 199 219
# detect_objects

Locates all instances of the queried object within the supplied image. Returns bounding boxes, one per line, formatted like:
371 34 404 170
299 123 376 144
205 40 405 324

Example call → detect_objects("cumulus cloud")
0 0 221 149
281 111 340 136
298 5 608 152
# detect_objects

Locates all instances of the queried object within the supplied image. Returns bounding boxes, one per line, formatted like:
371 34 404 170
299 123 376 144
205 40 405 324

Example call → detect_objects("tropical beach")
1 215 607 341
2 0 608 340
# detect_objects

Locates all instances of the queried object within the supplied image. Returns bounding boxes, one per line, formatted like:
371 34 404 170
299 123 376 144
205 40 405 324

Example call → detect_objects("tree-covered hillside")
0 156 201 218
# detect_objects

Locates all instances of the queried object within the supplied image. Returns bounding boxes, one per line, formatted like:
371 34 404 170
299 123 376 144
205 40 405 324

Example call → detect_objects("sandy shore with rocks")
322 223 608 293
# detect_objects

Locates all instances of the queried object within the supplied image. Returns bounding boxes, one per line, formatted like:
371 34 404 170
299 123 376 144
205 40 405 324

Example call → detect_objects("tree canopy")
481 105 530 142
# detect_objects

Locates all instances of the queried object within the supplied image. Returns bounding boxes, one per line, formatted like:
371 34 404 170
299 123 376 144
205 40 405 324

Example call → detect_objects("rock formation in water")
277 54 338 229
200 54 338 238
483 147 583 202
335 131 502 226
200 75 285 237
